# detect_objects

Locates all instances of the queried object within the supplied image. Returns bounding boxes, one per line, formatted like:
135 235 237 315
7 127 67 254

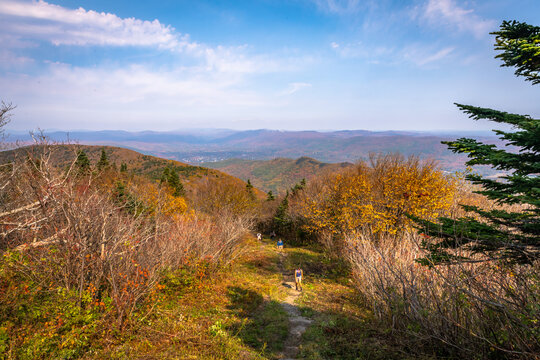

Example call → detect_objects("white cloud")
311 0 362 15
0 1 309 76
330 39 453 67
203 46 307 75
0 49 34 68
403 46 454 66
329 40 397 65
280 82 312 96
0 0 183 49
0 2 317 129
1 61 275 130
423 0 495 39
10 62 264 105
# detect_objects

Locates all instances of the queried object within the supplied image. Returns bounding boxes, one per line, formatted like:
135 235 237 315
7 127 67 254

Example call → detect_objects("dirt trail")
277 252 312 360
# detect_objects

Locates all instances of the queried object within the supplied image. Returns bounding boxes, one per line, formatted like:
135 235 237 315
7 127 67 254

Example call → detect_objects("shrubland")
0 132 259 358
270 153 537 359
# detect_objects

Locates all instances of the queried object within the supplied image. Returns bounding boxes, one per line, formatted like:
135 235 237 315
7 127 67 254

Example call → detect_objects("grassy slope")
97 238 417 359
1 233 434 359
1 237 289 360
203 157 353 194
91 237 288 359
282 245 412 360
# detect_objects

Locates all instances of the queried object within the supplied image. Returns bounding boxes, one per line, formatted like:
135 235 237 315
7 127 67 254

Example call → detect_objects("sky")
1 0 539 132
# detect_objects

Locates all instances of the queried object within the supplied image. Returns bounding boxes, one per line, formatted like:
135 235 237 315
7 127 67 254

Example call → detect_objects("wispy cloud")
310 0 363 15
1 61 269 129
330 40 453 67
0 1 317 129
0 0 184 48
330 41 394 61
0 49 34 68
280 82 312 96
0 0 310 76
403 46 454 66
422 0 495 39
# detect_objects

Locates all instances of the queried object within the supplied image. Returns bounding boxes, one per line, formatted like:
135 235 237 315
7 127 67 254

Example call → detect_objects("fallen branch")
14 227 67 251
0 196 48 218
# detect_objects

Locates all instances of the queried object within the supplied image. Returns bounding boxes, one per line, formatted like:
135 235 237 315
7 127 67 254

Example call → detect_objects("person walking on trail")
256 233 262 241
277 238 284 252
270 231 276 241
295 268 303 291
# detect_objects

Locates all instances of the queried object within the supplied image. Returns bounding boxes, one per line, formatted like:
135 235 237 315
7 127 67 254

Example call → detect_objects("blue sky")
1 0 539 131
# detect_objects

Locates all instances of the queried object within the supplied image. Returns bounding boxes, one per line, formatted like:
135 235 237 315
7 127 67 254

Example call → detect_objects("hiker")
277 238 284 252
295 267 303 291
270 231 276 241
256 233 262 241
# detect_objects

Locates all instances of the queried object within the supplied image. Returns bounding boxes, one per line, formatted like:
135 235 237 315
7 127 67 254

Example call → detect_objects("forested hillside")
0 144 254 193
203 157 353 194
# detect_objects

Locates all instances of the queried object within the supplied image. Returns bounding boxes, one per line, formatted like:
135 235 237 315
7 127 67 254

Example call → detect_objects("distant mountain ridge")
6 129 502 176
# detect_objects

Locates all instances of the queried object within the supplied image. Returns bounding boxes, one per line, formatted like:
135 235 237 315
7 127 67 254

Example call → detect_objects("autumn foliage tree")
295 154 455 241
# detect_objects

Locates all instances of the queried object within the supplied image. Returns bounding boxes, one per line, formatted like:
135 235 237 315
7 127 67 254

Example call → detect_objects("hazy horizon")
5 127 497 137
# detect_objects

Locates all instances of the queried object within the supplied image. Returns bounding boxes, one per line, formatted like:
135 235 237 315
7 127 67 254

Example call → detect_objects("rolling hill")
0 144 262 196
203 156 353 194
8 129 502 173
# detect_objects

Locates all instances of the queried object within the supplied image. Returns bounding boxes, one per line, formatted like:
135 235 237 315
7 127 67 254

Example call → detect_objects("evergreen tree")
246 179 255 200
113 181 145 216
120 162 128 172
417 21 540 265
167 169 185 197
160 167 170 184
266 190 275 201
96 148 109 170
160 166 184 197
75 150 91 174
291 178 306 195
494 20 540 84
274 191 291 234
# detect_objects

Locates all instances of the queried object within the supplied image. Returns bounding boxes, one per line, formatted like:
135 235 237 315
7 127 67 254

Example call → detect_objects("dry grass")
345 233 539 359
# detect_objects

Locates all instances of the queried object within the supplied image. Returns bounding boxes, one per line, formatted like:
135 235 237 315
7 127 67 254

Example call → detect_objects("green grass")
282 244 351 283
277 243 415 360
228 297 289 357
0 236 437 359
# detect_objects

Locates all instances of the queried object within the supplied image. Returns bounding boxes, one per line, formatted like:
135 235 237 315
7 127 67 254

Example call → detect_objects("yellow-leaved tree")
295 154 456 239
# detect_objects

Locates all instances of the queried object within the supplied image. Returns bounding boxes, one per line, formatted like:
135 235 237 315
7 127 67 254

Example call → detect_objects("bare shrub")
0 139 253 325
